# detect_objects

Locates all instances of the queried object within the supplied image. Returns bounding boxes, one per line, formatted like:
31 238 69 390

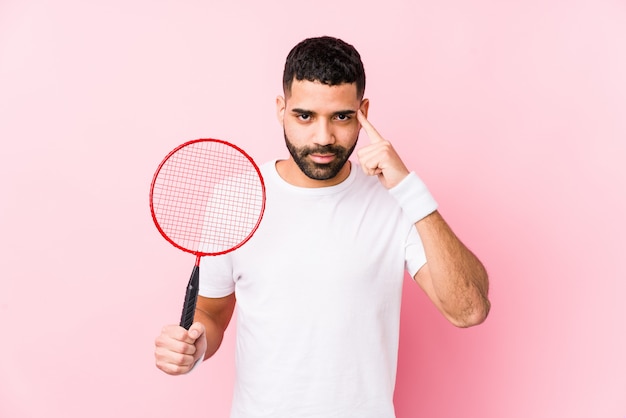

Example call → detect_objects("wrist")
389 171 438 224
188 351 205 374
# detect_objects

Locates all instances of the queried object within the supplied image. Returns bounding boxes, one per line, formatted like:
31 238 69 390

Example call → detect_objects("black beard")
284 131 357 181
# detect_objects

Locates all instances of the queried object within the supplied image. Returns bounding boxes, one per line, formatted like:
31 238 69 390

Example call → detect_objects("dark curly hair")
282 36 366 99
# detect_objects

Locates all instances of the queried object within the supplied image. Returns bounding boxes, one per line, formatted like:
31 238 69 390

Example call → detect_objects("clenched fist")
155 322 207 375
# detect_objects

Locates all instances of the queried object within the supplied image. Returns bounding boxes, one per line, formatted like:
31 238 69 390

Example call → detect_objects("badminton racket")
150 138 265 329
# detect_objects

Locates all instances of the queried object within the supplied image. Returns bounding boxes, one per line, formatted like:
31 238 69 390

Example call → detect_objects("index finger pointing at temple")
357 110 384 143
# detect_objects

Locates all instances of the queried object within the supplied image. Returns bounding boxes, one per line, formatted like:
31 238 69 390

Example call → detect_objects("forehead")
286 80 360 112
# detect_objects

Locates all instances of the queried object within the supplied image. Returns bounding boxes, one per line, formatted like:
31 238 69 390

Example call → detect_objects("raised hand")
356 110 410 189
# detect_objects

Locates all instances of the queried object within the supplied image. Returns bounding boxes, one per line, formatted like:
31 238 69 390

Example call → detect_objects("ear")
359 98 370 118
276 95 286 125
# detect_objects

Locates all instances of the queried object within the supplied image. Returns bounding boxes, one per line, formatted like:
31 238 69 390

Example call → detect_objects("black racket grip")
179 265 199 330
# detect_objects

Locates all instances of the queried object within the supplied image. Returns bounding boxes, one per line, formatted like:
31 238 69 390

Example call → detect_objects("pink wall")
1 1 624 417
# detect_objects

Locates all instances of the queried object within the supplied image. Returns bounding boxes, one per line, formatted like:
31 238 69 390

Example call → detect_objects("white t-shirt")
199 160 427 418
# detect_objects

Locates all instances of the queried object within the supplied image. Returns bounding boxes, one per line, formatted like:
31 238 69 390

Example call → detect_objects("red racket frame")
149 138 266 257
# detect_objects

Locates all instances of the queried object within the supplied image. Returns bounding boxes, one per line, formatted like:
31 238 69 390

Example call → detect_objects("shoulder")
259 160 278 177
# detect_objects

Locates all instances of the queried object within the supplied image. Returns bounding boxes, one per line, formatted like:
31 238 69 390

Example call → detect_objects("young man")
155 36 490 417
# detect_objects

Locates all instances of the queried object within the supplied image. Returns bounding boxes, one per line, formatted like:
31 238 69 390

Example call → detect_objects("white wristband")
389 172 438 224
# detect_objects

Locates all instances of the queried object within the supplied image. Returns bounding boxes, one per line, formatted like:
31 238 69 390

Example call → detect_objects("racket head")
149 138 266 257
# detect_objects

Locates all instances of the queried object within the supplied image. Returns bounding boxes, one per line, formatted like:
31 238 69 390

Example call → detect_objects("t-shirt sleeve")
198 253 236 297
404 223 427 278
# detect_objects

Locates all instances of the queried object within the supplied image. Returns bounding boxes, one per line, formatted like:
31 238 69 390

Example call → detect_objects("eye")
335 113 351 121
296 113 311 121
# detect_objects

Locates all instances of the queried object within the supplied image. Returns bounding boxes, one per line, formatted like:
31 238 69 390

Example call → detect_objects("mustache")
299 145 344 156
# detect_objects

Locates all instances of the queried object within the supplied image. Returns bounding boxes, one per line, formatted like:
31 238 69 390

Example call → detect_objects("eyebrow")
291 108 357 117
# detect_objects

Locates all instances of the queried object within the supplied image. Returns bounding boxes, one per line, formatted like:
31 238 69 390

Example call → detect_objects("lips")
309 153 336 164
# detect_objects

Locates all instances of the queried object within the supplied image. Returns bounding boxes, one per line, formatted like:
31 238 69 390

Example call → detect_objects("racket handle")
179 265 199 330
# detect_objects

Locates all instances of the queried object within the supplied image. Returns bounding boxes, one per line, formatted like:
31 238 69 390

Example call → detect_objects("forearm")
193 293 236 360
415 211 490 327
193 308 227 360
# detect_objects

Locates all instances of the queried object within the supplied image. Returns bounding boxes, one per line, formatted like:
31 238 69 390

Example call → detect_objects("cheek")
283 122 307 144
337 124 360 145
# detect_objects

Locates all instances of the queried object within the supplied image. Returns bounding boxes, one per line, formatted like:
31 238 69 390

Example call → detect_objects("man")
155 36 490 417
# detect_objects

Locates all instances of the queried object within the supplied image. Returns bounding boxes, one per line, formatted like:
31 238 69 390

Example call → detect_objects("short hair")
282 36 366 99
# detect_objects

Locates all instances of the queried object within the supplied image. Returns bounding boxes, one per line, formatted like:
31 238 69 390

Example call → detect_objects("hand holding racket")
150 139 265 330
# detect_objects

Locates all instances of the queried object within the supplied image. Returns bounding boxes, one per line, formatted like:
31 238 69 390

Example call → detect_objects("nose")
313 120 335 146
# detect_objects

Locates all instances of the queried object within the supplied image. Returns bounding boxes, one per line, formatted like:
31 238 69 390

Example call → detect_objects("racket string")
151 140 264 254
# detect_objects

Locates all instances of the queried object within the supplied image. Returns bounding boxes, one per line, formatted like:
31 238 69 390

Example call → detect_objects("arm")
356 110 490 328
195 293 237 360
413 211 490 327
154 293 236 375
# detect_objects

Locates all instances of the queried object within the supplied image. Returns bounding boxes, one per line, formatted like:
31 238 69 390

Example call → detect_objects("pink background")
1 1 625 417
